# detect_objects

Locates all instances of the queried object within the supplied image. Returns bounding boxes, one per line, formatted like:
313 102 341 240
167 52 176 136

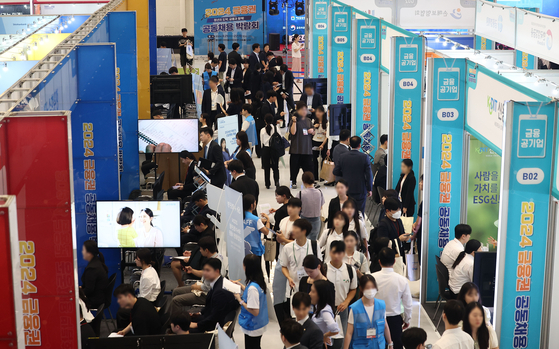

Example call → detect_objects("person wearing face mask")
376 197 407 258
372 248 412 349
343 274 393 349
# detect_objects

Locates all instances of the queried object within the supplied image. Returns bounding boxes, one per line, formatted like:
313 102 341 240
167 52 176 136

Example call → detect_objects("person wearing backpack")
260 113 280 189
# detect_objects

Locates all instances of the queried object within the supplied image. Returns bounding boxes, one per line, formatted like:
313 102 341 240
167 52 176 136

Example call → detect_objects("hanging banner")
424 57 466 301
496 101 556 349
224 186 244 282
311 0 329 78
218 115 240 153
353 16 381 155
475 1 516 48
515 10 559 65
398 0 476 29
515 50 537 70
329 2 352 104
389 36 425 192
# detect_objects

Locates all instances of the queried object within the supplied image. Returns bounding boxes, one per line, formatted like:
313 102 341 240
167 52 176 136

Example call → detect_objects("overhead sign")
329 3 352 104
311 0 329 78
516 10 559 65
398 0 476 29
475 1 516 47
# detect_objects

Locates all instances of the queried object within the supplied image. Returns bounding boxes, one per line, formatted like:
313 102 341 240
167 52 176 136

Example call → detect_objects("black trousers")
167 187 191 201
116 308 131 330
387 315 404 349
274 300 291 325
261 146 279 187
244 334 262 349
289 153 314 183
312 140 328 180
207 110 218 130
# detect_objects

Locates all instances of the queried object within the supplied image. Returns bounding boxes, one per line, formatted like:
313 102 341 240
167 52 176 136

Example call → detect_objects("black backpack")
269 128 286 157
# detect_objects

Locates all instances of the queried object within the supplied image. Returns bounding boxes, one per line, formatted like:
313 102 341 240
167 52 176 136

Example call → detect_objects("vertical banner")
353 15 381 155
389 36 424 193
329 2 352 104
496 101 556 349
224 186 244 282
515 50 537 70
218 115 240 152
311 0 329 78
424 58 465 301
475 36 493 50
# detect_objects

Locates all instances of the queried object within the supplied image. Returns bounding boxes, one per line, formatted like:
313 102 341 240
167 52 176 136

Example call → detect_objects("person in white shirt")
441 224 472 270
135 248 161 302
342 199 368 255
291 34 302 77
433 300 474 349
462 302 499 349
372 247 413 349
326 241 358 342
318 211 349 264
449 240 482 295
343 231 369 277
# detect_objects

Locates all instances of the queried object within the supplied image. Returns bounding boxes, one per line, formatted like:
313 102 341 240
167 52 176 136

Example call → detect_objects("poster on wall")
474 1 516 47
329 2 352 104
193 0 264 55
311 0 329 78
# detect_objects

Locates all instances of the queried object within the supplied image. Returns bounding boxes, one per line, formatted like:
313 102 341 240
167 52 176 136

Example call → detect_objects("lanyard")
292 241 309 267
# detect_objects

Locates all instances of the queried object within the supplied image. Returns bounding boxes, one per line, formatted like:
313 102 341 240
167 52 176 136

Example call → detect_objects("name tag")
296 269 307 280
366 328 376 339
302 128 308 136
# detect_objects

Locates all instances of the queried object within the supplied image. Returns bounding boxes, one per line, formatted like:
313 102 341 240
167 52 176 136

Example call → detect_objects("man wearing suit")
241 59 253 98
228 160 259 204
277 64 295 113
167 151 197 201
292 292 323 349
331 129 351 182
200 127 226 188
201 76 225 130
299 84 324 118
333 136 373 214
226 60 243 90
280 319 310 349
249 43 262 71
189 258 238 332
256 91 283 156
227 42 242 71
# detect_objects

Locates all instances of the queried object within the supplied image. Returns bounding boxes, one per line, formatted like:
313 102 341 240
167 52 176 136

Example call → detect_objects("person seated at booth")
114 284 161 336
170 313 191 335
181 214 215 246
180 191 216 228
168 151 197 202
440 224 472 271
80 240 109 309
448 240 482 297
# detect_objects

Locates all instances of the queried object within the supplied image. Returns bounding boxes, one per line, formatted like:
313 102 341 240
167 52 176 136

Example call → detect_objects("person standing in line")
279 319 308 349
240 104 258 149
289 102 315 188
457 282 492 324
326 179 351 228
310 280 340 347
318 211 350 265
462 302 499 349
395 159 416 217
227 132 257 180
298 171 325 241
80 240 109 310
372 134 388 203
243 194 270 256
331 129 351 184
401 327 428 349
343 274 394 349
217 44 228 88
440 224 472 271
178 28 193 73
372 248 413 349
292 292 325 349
377 197 407 257
312 106 331 182
432 300 475 349
228 42 242 72
260 114 281 189
233 254 269 349
201 77 225 131
333 136 373 214
342 199 368 255
249 43 262 71
200 127 226 188
291 34 303 77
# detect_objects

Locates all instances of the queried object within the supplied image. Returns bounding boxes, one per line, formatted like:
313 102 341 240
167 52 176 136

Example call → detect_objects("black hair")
254 90 264 101
419 174 424 182
230 88 244 104
228 159 245 174
371 237 391 256
302 171 314 185
83 240 108 273
243 194 256 218
384 197 400 212
266 51 274 57
378 247 395 267
328 211 349 236
218 43 225 50
349 136 362 149
181 28 187 33
252 43 260 51
457 282 481 307
380 134 388 145
343 230 361 250
160 41 167 47
295 100 307 111
200 113 208 121
359 274 378 290
116 207 133 225
136 248 152 265
236 131 250 151
402 158 413 168
276 186 293 199
198 236 217 253
316 106 327 129
209 75 219 84
339 129 351 142
304 83 313 90
193 214 210 227
329 240 345 253
151 109 162 118
212 57 219 64
244 254 267 294
114 283 135 297
191 190 207 203
280 319 304 344
293 218 312 237
202 257 222 272
303 254 321 270
232 42 240 50
207 51 215 60
200 127 214 137
401 327 427 349
342 199 362 237
312 280 336 318
169 66 178 74
263 43 269 49
336 178 348 188
292 291 311 309
276 56 284 66
280 64 288 73
452 239 481 269
242 103 252 115
179 150 195 160
455 224 472 240
204 62 212 71
265 113 275 135
463 302 490 349
443 299 465 326
140 208 154 227
292 33 300 41
287 197 302 208
267 90 277 99
383 189 399 200
171 313 191 331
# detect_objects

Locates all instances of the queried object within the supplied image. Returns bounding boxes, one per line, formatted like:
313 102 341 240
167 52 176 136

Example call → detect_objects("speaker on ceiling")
295 1 304 16
269 0 279 16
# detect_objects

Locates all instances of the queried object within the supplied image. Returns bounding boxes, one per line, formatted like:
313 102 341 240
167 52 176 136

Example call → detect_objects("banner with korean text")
424 58 466 301
496 101 556 349
475 1 516 47
353 15 381 155
311 0 329 78
388 36 424 194
329 1 352 104
515 10 559 66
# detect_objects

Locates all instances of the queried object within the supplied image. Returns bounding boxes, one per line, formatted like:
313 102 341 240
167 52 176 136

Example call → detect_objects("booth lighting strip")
0 16 59 60
0 0 124 114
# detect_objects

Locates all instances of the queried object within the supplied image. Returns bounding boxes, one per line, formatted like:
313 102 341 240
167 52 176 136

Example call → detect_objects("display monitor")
150 74 193 104
138 119 199 153
96 201 181 248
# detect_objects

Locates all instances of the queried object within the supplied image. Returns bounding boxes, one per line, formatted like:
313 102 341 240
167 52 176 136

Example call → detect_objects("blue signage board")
311 0 329 78
425 58 466 301
499 101 555 349
515 49 537 70
329 2 352 104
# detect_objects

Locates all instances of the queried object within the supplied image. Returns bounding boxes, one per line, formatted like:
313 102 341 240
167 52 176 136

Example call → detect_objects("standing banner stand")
388 36 425 195
495 101 556 349
422 57 466 302
308 0 330 78
328 0 352 105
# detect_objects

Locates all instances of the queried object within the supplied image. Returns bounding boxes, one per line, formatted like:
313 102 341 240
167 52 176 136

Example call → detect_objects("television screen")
138 119 199 153
96 201 181 248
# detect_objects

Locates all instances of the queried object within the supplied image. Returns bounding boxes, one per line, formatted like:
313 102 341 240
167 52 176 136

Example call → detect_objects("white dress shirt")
297 315 309 325
343 251 369 274
449 254 474 294
326 262 358 306
317 229 343 264
433 327 475 349
139 266 161 302
440 238 465 270
280 238 319 295
371 267 413 323
260 124 277 147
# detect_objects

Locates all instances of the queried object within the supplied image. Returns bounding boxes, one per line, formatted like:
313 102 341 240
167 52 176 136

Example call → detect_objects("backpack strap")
346 263 354 283
311 240 318 258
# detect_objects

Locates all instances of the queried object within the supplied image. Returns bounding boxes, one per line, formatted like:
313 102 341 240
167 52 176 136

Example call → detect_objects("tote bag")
319 157 336 183
393 239 406 277
406 241 420 281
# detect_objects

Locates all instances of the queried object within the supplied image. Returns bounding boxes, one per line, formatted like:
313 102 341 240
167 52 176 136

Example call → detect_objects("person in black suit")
249 43 263 71
377 197 406 259
227 42 242 71
266 51 277 70
276 64 295 114
292 292 324 349
189 258 238 332
114 284 161 336
280 319 309 349
299 84 324 118
259 43 270 70
251 65 263 98
201 76 225 130
80 240 109 310
256 90 282 157
333 136 373 214
228 159 259 204
326 179 352 229
395 158 417 217
168 151 197 201
200 127 226 188
242 58 253 97
226 59 243 90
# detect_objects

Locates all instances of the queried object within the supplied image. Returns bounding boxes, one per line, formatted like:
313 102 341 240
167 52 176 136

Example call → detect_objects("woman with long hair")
395 158 416 217
457 282 492 324
260 113 280 188
225 131 257 180
242 194 269 256
135 208 163 247
291 34 302 77
234 254 269 349
271 185 293 231
312 106 330 181
81 240 109 309
342 199 368 255
318 211 349 264
327 179 351 228
310 279 339 347
299 255 335 297
462 302 499 349
449 239 482 295
343 231 369 278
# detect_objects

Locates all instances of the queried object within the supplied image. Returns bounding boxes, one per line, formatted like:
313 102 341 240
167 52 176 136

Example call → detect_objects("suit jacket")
249 52 262 71
230 174 259 204
202 140 226 188
201 86 225 115
333 149 373 198
226 67 243 89
395 170 417 215
242 68 253 92
300 318 323 349
81 257 109 309
228 51 242 67
377 217 405 256
259 99 279 123
277 70 294 95
183 162 196 194
326 195 352 229
332 143 350 181
251 70 263 96
197 276 239 332
299 93 323 110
